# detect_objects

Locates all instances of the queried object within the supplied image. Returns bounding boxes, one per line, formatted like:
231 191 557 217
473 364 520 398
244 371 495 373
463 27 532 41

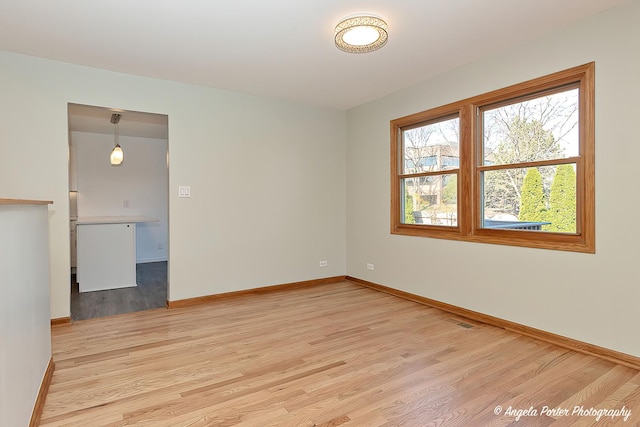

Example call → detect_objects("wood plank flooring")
42 282 640 426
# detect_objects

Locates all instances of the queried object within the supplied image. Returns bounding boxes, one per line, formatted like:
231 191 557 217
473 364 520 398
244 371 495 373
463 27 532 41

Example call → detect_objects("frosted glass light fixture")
335 15 388 53
110 113 124 166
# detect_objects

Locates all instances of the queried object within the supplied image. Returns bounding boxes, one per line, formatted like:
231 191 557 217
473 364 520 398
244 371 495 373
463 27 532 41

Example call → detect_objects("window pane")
401 174 457 226
402 116 459 174
482 164 576 233
482 88 579 166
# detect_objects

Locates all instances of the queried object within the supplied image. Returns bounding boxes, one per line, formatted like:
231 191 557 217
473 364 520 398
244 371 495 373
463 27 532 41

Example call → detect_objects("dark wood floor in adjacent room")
43 281 640 426
70 261 167 321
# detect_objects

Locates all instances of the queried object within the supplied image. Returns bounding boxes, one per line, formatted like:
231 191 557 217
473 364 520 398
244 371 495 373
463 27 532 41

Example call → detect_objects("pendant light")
110 113 124 166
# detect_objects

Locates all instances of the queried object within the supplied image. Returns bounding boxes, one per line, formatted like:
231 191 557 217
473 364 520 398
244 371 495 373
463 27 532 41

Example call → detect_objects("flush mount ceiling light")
335 14 388 54
110 113 124 166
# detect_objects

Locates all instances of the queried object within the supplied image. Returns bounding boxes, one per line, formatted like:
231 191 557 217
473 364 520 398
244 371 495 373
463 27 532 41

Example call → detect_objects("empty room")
1 0 639 425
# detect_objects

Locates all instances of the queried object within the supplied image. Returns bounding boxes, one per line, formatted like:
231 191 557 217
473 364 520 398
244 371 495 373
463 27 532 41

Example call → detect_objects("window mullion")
477 156 581 173
459 104 474 236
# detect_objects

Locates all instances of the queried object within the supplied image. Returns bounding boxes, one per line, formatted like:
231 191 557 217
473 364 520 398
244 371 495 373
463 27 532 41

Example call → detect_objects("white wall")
72 132 169 263
346 1 640 357
0 51 346 318
0 203 51 427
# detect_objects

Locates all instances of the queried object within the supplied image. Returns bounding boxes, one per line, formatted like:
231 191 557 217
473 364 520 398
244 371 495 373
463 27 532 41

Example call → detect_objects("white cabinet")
77 222 137 292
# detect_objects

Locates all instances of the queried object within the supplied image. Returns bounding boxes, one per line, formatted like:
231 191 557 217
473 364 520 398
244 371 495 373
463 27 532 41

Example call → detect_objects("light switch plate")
178 186 191 198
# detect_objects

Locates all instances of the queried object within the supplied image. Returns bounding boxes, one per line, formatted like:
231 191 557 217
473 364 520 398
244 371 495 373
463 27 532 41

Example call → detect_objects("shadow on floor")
71 261 167 321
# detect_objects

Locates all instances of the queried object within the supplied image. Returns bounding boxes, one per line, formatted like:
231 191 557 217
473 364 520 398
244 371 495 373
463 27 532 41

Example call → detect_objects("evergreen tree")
404 190 415 224
441 175 457 205
545 164 576 232
519 168 546 222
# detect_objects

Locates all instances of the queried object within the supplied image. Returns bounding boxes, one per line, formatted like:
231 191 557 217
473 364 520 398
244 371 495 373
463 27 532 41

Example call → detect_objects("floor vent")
447 318 474 329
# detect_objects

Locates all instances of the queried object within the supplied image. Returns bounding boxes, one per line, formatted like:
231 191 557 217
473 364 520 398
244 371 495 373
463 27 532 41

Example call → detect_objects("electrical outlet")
158 243 163 250
319 260 328 268
178 186 191 198
367 263 374 271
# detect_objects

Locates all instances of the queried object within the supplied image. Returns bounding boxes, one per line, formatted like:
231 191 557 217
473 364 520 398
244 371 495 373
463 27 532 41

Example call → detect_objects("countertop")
76 215 158 225
0 198 53 205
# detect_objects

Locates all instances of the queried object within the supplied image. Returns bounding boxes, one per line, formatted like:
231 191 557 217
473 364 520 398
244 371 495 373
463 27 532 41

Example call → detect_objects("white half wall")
0 203 51 427
72 132 169 263
346 1 640 357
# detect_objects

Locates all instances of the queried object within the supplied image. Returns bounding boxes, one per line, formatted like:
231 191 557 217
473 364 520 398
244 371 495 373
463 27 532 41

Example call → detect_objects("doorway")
68 103 169 321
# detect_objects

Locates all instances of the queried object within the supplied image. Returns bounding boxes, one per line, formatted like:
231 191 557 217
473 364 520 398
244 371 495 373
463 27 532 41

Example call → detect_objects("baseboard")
50 317 71 326
29 357 55 427
167 276 347 309
346 276 640 371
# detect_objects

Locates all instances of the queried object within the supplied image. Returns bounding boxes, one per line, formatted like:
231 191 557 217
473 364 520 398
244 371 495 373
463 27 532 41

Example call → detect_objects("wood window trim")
391 63 595 253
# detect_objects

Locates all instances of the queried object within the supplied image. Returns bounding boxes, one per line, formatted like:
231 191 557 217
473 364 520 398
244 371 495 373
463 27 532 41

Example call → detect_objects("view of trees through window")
402 116 459 226
481 87 579 233
392 63 594 252
400 88 579 233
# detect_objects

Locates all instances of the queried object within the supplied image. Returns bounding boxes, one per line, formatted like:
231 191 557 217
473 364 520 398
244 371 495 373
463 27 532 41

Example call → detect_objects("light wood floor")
41 281 640 426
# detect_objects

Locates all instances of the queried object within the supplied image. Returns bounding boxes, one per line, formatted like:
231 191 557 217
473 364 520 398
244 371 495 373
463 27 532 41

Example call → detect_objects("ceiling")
0 0 628 134
68 104 169 139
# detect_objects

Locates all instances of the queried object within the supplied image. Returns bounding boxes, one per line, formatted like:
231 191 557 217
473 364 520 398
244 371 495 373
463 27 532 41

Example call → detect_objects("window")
391 63 594 252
